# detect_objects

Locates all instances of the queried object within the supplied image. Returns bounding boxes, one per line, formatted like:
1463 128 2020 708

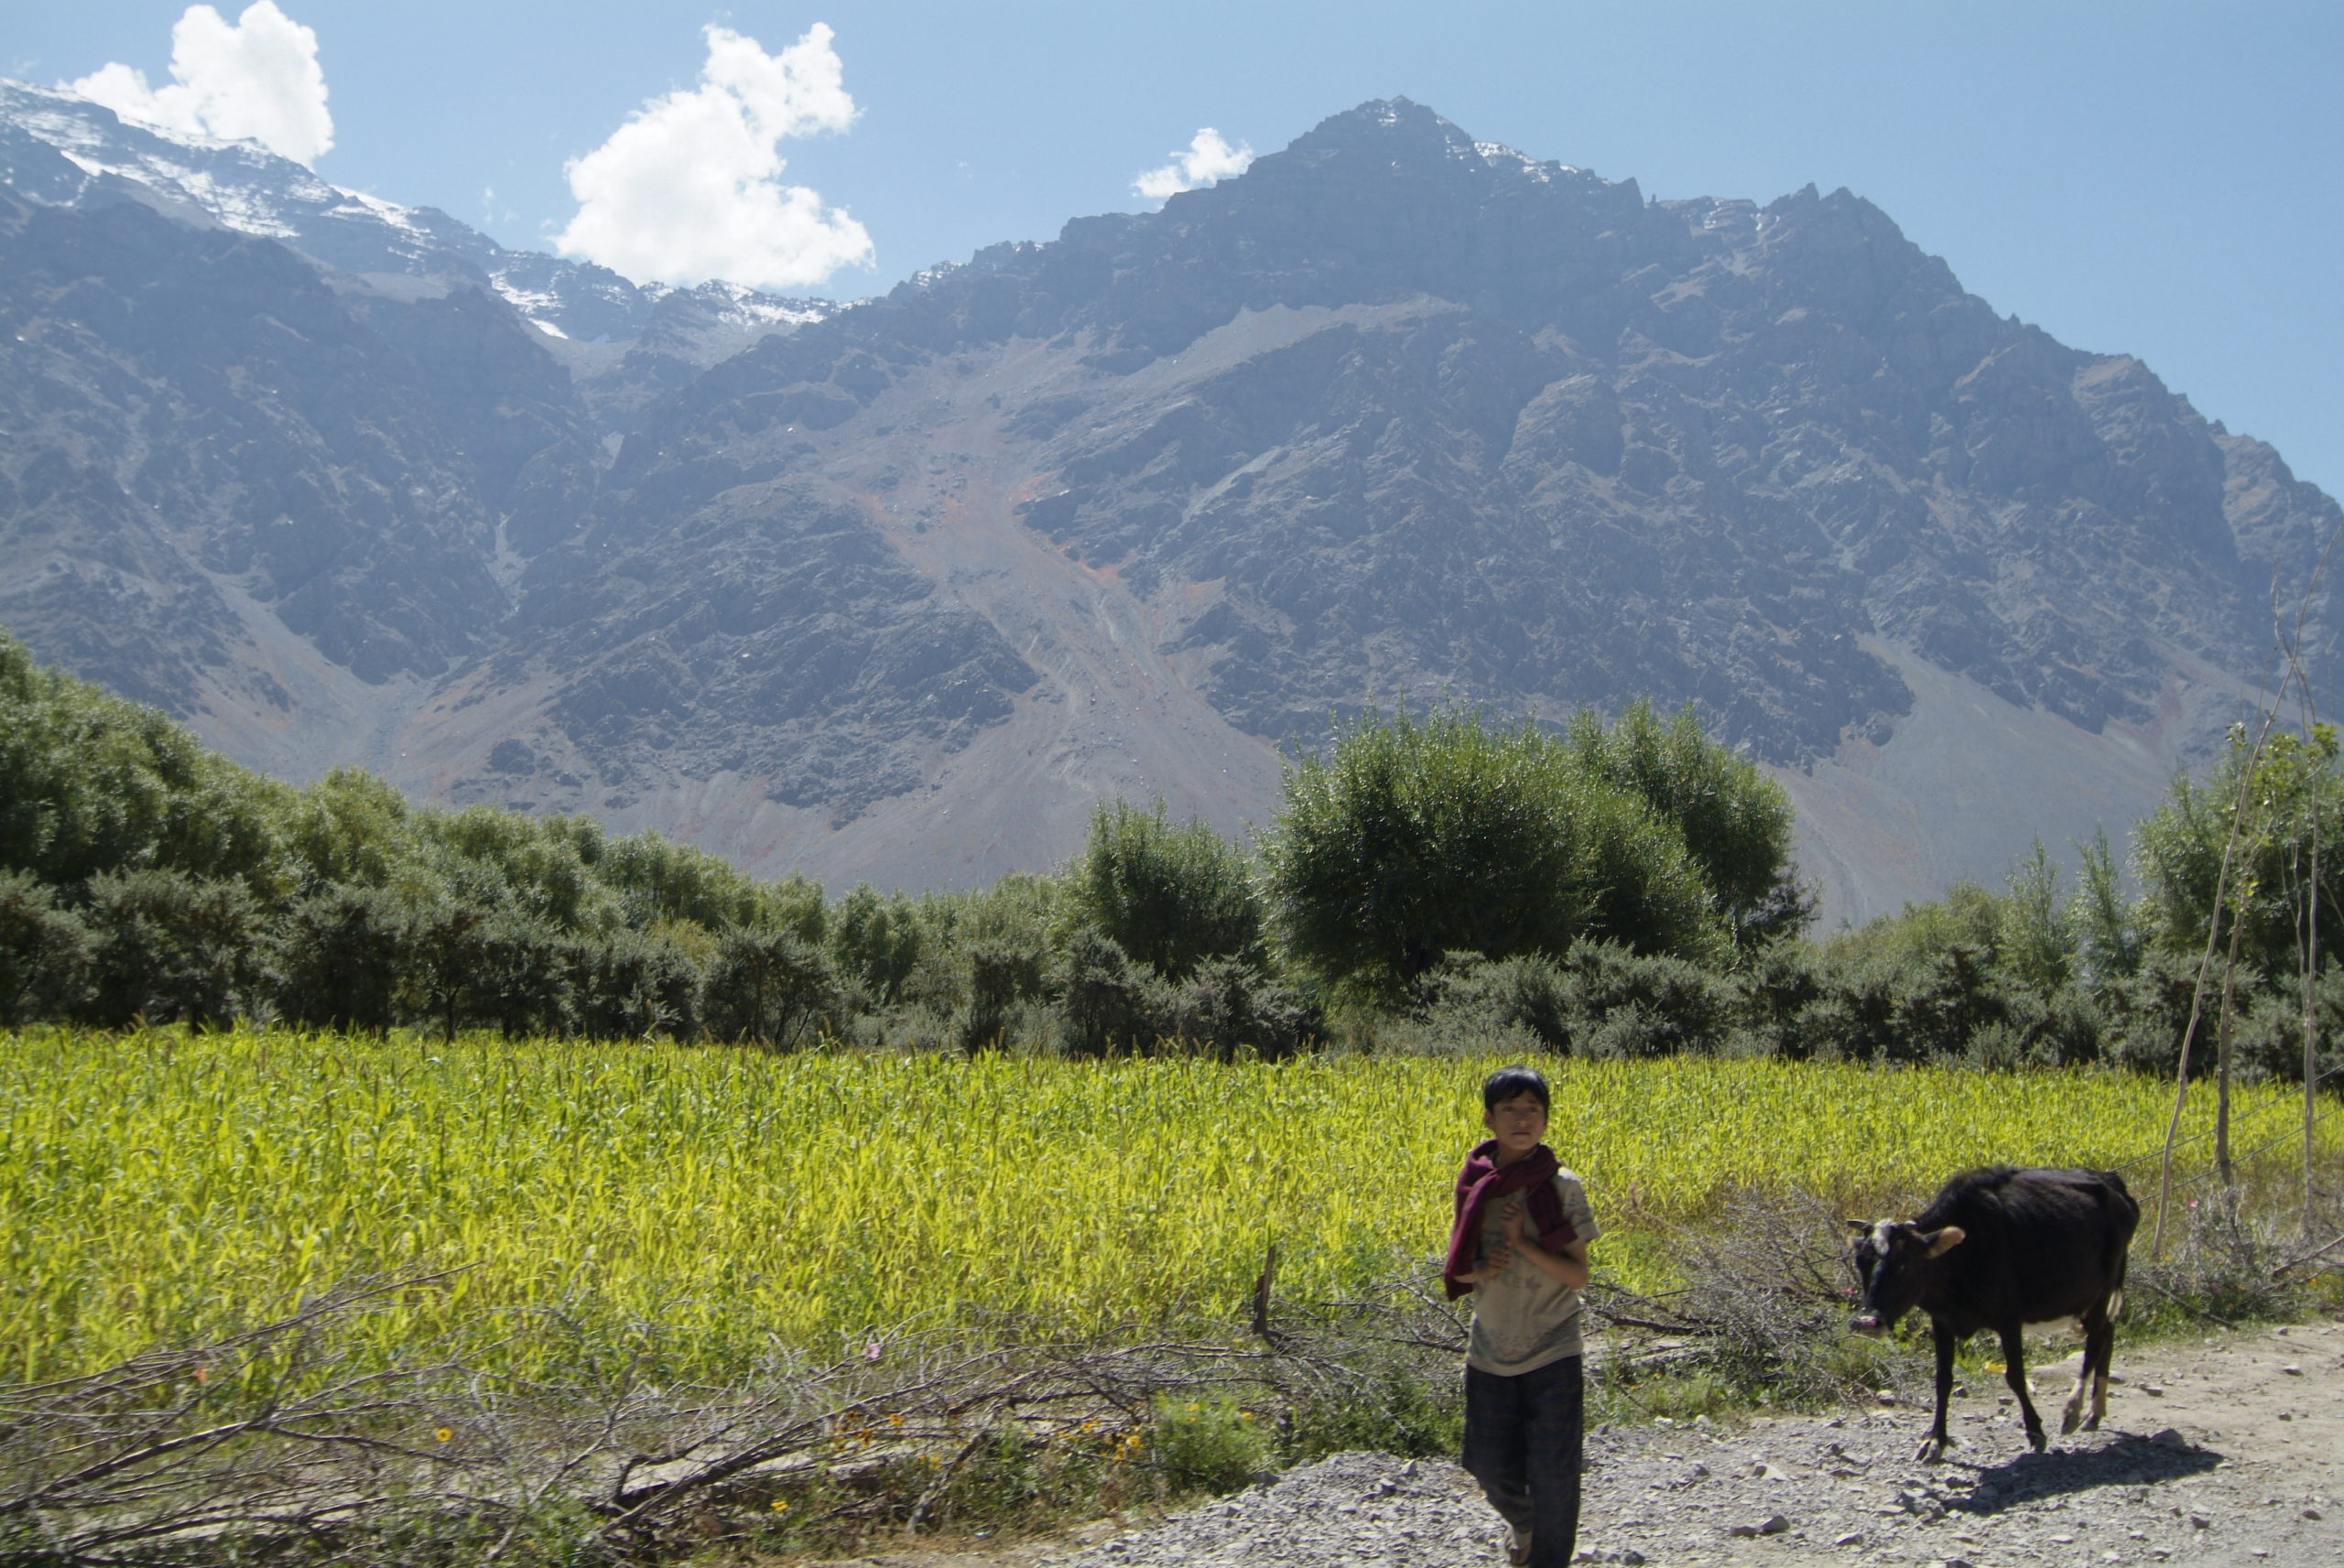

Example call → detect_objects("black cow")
1847 1165 2139 1461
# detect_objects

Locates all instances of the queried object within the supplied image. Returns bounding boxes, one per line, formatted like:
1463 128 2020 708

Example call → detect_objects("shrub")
1167 957 1316 1061
1281 1342 1461 1460
1558 940 1738 1057
1415 952 1570 1051
1147 1392 1268 1496
80 870 261 1028
1069 799 1262 980
1054 928 1172 1056
2100 946 2215 1076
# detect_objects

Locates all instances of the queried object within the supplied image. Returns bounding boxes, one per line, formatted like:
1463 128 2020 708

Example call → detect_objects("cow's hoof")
2027 1430 2047 1453
2082 1415 2102 1433
1915 1437 1947 1463
2060 1407 2082 1436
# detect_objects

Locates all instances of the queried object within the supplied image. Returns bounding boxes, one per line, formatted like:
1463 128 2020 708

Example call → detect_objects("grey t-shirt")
1465 1168 1601 1376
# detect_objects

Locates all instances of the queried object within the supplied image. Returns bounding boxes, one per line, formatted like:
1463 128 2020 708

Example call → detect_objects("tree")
1995 838 2072 996
0 632 291 895
1068 800 1262 979
1259 707 1722 995
407 899 494 1044
270 883 411 1033
1566 699 1810 946
829 882 927 1007
700 926 836 1048
0 871 90 1024
472 914 574 1040
81 871 261 1029
2135 723 2343 976
570 928 700 1041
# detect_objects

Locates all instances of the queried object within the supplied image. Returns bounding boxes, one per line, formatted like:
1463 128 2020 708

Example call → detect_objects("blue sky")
11 3 2342 496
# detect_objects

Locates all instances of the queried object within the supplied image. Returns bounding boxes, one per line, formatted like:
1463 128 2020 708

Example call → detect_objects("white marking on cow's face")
1872 1220 1896 1254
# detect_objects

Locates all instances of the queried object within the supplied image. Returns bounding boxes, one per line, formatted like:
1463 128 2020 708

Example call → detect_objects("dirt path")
812 1319 2340 1567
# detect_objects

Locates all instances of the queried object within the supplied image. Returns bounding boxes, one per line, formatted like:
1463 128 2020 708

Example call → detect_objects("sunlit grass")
5 1026 2329 1383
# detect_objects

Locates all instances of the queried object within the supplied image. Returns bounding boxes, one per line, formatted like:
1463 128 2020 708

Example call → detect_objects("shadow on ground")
1949 1430 2222 1515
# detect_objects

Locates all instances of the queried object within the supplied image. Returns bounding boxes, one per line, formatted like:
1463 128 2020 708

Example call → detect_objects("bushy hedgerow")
9 621 2344 1079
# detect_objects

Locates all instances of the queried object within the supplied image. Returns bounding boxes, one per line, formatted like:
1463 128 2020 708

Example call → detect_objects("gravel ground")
812 1320 2340 1567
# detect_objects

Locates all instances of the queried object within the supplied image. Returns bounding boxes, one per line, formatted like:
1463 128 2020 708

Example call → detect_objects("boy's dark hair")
1481 1064 1550 1112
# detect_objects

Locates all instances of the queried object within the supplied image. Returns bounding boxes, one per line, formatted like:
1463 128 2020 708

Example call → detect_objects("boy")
1443 1065 1600 1568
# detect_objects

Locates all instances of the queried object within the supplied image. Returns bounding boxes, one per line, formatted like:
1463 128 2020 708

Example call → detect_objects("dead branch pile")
0 1271 1481 1565
1581 1186 1926 1409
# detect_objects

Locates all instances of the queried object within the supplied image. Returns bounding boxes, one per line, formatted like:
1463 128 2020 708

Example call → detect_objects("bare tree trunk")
2306 839 2321 1243
2216 913 2244 1189
2275 498 2340 1241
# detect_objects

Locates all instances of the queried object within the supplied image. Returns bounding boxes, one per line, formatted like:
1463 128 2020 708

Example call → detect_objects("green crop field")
5 1027 2331 1385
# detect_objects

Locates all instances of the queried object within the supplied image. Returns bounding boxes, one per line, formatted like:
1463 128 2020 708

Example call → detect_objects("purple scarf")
1442 1140 1577 1301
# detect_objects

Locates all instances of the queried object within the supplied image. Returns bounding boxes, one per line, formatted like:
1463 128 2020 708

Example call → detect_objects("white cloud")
555 22 872 293
66 2 333 166
1134 127 1253 202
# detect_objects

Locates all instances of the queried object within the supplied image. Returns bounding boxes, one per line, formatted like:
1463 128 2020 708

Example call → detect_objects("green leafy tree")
473 914 574 1040
1069 800 1262 980
1260 707 1722 995
1568 699 1811 946
700 927 836 1048
2067 826 2142 982
0 871 90 1023
829 882 927 1007
81 871 261 1029
280 767 414 892
1995 838 2073 996
569 929 700 1041
407 900 494 1043
0 632 291 894
602 829 779 932
2135 722 2343 975
270 883 412 1033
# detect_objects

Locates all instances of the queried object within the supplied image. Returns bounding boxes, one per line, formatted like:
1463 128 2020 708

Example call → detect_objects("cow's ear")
1845 1219 1871 1233
1923 1226 1967 1257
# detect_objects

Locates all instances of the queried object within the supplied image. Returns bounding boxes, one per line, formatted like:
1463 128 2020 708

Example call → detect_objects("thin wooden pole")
2153 706 2280 1260
2215 912 2244 1189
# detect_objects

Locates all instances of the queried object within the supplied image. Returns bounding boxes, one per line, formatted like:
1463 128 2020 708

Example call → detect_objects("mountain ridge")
3 90 2337 923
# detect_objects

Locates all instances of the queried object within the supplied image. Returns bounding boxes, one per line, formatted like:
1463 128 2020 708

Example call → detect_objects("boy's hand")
1498 1194 1529 1248
1458 1237 1514 1284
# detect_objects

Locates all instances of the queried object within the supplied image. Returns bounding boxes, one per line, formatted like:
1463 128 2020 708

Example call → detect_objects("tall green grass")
5 1027 2328 1383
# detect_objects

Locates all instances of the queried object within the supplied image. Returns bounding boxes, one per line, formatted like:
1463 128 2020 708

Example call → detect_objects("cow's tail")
2102 1168 2139 1321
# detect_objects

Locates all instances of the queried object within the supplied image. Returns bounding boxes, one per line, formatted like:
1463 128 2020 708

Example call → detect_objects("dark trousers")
1461 1355 1583 1568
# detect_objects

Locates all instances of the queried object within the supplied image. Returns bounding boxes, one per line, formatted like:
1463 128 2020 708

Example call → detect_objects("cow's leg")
2000 1322 2046 1452
2083 1299 2114 1431
1916 1316 1959 1462
2059 1307 2099 1435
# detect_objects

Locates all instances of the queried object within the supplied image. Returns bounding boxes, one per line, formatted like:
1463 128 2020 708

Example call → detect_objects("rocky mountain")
4 89 2337 922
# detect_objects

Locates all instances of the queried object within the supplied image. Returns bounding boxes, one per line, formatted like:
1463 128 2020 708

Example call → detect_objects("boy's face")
1482 1091 1548 1159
